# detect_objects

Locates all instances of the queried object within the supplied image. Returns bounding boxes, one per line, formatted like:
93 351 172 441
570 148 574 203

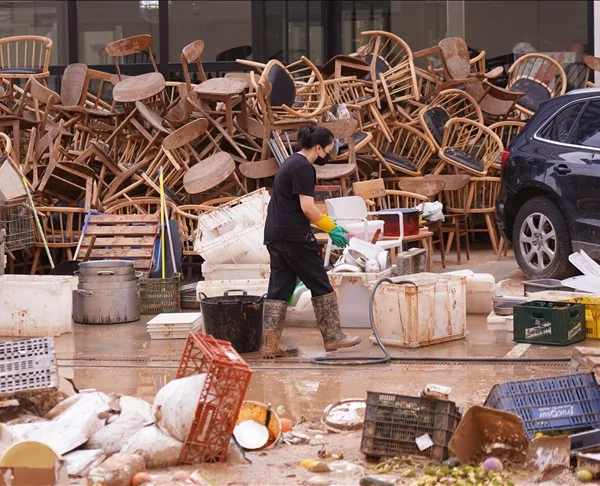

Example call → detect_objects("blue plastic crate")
484 373 600 439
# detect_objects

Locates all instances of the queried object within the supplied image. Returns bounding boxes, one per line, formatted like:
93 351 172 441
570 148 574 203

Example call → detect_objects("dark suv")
497 88 600 280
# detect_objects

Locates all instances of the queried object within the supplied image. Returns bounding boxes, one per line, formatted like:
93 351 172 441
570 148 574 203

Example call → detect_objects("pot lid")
78 260 135 269
233 420 270 450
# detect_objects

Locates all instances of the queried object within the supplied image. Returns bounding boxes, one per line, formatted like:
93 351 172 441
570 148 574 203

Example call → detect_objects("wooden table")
113 72 166 103
183 152 236 195
194 77 247 135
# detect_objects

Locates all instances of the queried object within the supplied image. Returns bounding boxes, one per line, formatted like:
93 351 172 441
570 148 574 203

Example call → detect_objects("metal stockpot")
73 279 140 324
77 260 135 276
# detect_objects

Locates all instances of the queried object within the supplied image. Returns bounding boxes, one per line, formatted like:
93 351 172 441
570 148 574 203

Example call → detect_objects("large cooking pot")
199 290 264 353
73 279 140 324
77 260 135 276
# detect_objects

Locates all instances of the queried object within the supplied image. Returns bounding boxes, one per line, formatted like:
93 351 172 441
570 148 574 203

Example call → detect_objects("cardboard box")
0 460 68 486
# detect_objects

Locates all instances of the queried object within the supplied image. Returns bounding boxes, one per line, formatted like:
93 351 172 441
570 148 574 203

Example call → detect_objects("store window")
465 1 588 59
265 1 325 65
389 1 446 55
0 1 68 66
169 1 252 63
77 1 160 66
341 1 390 55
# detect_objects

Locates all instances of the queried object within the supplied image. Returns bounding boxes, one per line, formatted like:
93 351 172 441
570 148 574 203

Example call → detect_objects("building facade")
0 0 593 89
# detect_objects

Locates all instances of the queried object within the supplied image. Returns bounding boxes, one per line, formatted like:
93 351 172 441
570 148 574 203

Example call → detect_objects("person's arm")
299 195 324 223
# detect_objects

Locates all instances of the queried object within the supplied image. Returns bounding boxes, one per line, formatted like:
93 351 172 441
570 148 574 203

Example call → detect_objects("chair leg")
445 231 455 256
454 218 461 265
437 227 446 269
485 213 499 254
30 247 41 275
463 216 471 261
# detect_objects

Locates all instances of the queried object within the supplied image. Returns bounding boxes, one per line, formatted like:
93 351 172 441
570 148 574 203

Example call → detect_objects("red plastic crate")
177 333 252 464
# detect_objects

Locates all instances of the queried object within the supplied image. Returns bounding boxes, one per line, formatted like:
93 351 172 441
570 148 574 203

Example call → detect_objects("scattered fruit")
280 418 293 432
483 457 503 472
577 469 593 482
131 472 152 486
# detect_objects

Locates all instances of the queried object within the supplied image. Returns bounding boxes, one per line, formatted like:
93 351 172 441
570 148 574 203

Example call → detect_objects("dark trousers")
267 239 333 302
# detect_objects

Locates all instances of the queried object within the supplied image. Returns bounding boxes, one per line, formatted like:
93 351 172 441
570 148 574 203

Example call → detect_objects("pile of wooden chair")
0 30 588 274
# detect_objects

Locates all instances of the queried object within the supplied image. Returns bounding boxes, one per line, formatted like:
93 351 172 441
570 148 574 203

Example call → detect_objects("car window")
573 100 600 148
539 101 584 143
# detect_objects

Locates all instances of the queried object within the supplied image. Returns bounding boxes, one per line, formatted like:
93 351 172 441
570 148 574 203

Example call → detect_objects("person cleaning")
262 125 362 359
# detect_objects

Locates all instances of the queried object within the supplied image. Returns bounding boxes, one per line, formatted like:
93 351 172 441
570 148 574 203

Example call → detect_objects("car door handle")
553 164 571 175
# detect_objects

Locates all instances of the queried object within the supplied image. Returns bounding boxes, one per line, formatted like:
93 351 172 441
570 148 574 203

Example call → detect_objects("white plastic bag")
419 201 445 223
85 397 154 456
152 373 207 442
120 425 183 468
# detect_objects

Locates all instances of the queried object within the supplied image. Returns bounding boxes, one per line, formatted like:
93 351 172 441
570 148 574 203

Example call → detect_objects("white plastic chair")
323 196 404 267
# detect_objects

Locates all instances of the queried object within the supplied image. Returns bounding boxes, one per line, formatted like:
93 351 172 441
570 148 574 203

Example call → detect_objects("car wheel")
512 196 573 280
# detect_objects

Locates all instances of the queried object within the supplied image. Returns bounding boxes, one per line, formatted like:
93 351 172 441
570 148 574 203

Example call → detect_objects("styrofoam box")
201 263 270 281
329 267 394 328
147 312 202 340
0 275 78 337
445 270 495 315
369 272 467 348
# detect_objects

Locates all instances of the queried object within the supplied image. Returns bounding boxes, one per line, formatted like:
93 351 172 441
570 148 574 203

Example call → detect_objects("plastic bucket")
199 290 264 353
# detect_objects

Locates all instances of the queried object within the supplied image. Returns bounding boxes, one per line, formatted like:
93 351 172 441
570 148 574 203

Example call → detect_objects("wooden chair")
487 121 525 175
368 122 436 177
417 89 483 150
104 34 158 82
352 178 434 271
174 204 213 279
584 55 600 87
506 53 567 119
353 30 419 110
424 174 471 264
104 197 178 218
30 206 86 274
181 40 208 92
433 117 504 177
0 35 53 95
466 176 501 254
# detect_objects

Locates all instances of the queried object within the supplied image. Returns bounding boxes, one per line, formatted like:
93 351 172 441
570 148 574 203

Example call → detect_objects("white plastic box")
201 263 270 281
444 270 495 315
329 267 394 328
147 312 202 340
370 273 467 348
0 275 78 337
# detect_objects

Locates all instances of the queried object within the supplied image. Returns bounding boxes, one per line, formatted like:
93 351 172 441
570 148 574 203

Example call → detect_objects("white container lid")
147 313 202 326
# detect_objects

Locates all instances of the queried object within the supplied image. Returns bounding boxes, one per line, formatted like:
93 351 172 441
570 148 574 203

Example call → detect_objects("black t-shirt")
264 153 316 244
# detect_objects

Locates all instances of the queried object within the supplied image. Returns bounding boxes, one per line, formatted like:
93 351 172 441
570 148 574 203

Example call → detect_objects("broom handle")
162 196 177 275
159 167 166 279
22 177 54 270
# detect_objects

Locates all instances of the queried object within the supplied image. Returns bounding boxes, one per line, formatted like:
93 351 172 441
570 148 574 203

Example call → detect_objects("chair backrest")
325 196 368 221
163 118 209 151
316 118 358 140
105 34 157 79
264 60 296 107
508 53 567 98
181 40 207 90
438 37 471 80
397 178 445 199
60 63 88 107
0 35 53 72
420 107 450 147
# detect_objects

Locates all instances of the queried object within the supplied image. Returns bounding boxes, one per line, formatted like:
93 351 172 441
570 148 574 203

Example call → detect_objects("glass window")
0 1 68 65
390 1 447 55
264 1 324 65
78 1 160 66
465 1 588 59
169 1 252 63
342 1 391 55
573 101 600 148
539 102 584 143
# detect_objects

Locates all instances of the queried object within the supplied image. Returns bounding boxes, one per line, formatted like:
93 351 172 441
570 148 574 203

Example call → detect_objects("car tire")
512 196 574 280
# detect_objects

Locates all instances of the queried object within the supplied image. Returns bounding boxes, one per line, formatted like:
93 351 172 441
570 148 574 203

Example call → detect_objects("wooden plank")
80 236 155 247
88 249 153 258
85 226 158 236
88 214 159 223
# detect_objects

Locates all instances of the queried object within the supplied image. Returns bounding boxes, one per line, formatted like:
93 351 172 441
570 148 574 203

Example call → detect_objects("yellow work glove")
314 214 337 233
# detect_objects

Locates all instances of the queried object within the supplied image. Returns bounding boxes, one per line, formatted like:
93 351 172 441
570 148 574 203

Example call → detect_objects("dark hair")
295 125 334 151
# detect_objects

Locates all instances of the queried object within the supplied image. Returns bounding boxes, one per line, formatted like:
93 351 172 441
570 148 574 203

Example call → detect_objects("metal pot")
73 280 140 324
77 260 135 276
76 270 143 284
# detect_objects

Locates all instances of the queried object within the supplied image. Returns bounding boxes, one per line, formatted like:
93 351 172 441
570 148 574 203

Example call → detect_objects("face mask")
315 152 330 166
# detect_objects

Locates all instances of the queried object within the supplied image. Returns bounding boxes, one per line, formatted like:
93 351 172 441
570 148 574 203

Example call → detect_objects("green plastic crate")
513 300 586 346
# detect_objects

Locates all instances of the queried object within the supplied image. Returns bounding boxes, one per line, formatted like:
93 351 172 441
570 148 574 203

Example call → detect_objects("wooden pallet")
77 214 159 276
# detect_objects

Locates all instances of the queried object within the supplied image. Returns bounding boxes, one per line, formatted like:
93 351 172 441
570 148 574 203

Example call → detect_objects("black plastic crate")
361 391 461 461
484 373 600 439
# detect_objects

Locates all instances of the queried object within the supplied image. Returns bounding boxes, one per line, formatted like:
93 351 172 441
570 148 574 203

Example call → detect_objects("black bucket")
199 290 264 353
